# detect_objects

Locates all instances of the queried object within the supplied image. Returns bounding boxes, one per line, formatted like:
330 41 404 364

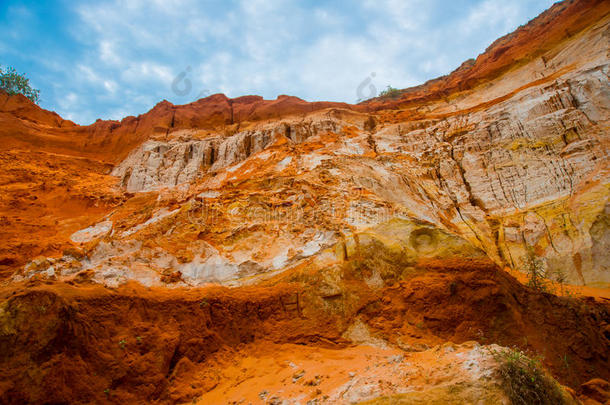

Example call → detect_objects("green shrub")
378 85 401 99
491 348 567 405
0 65 40 104
523 246 550 293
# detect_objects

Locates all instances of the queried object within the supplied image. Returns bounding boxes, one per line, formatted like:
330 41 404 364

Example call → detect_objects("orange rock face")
1 0 610 403
0 92 350 278
0 259 608 403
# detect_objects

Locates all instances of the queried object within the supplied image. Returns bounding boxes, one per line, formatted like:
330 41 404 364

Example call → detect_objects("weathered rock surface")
1 2 610 403
27 2 608 287
192 342 577 405
2 258 607 403
111 116 347 192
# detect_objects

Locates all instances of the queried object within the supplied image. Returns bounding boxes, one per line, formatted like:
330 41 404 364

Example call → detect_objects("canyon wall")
1 1 610 403
1 0 609 289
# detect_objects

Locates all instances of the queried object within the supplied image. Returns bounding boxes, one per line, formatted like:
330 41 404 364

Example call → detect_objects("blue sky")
0 0 556 125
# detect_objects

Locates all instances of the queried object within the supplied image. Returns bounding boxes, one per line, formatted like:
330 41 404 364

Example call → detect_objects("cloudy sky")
1 0 555 125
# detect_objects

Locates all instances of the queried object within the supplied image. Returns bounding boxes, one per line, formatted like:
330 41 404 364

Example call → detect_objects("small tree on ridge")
0 65 40 104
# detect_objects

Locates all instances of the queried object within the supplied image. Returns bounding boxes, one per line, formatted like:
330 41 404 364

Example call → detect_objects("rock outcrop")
13 0 608 287
1 0 610 403
111 116 346 192
1 258 607 403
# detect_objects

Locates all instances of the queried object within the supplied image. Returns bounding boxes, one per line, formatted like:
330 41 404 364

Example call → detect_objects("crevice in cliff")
532 210 560 254
454 204 485 250
165 108 176 139
493 164 522 211
367 133 378 154
228 99 234 125
133 115 141 134
500 222 517 269
433 163 486 250
449 143 485 212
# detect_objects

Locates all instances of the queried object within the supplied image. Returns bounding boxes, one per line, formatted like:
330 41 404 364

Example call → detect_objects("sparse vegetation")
561 286 579 298
523 247 550 293
0 65 40 104
550 267 568 296
560 353 571 373
378 85 401 99
522 248 575 297
491 348 567 405
118 339 126 349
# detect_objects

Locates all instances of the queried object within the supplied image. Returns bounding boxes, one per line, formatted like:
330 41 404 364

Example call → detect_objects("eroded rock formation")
1 0 609 403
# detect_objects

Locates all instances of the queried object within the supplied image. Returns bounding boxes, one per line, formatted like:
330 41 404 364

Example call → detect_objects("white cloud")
121 62 173 84
460 0 522 36
77 64 101 84
103 80 117 93
99 40 120 65
17 0 557 124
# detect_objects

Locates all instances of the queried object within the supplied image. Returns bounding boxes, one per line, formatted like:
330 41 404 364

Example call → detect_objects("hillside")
1 0 609 403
